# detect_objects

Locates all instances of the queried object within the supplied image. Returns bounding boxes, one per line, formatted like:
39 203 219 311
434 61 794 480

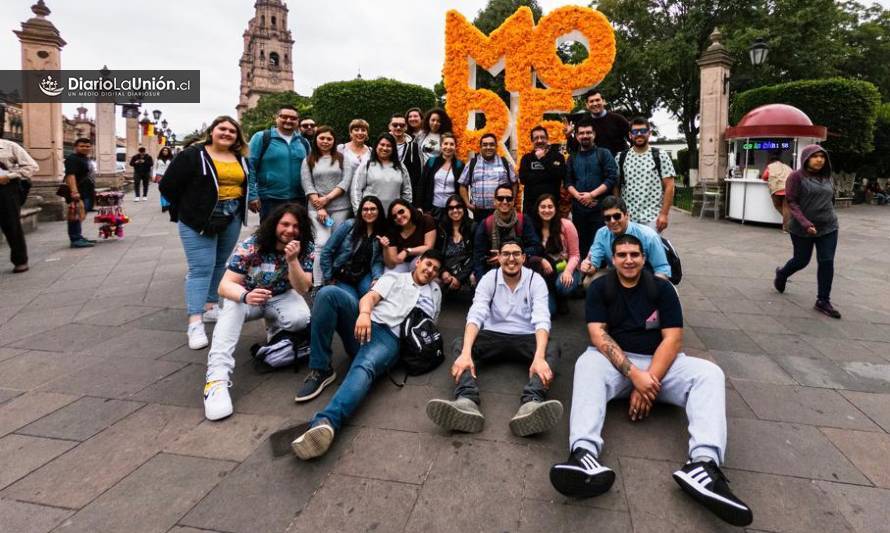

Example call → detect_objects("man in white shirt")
291 249 444 460
0 138 39 273
426 240 562 437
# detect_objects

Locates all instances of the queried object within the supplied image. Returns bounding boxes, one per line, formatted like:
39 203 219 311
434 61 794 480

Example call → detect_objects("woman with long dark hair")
295 195 387 402
532 193 581 315
382 198 436 273
350 133 412 213
302 125 352 285
406 107 424 137
773 144 841 318
416 108 454 164
159 115 258 349
436 194 476 292
416 133 463 218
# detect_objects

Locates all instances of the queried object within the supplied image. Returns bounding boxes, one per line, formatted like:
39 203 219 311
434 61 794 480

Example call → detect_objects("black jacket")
416 156 465 211
399 137 423 196
158 144 250 233
518 145 566 214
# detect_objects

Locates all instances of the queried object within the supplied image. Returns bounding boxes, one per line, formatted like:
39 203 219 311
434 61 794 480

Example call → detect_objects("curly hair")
254 202 314 261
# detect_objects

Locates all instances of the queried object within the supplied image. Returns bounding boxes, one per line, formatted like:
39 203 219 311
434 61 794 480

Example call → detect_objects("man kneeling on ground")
426 239 562 437
291 250 444 459
203 204 314 421
550 234 753 527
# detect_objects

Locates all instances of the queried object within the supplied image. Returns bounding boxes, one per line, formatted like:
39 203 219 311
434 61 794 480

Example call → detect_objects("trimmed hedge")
312 78 437 142
730 78 880 158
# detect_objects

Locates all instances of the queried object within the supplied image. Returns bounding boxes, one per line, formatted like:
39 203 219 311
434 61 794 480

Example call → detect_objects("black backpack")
661 237 682 285
398 307 445 377
616 147 662 194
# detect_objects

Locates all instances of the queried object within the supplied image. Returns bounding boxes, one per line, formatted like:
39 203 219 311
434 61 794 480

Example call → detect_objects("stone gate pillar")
14 0 66 221
94 102 121 189
693 28 733 217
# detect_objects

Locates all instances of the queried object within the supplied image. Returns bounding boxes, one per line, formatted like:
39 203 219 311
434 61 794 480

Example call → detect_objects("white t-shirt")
276 129 294 144
433 165 455 208
370 272 441 335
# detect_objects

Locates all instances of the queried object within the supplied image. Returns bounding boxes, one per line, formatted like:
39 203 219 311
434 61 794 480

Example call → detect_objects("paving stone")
732 381 878 431
596 402 690 462
350 382 444 433
619 456 736 532
0 499 72 533
285 474 418 533
0 434 76 490
1 404 203 509
726 469 854 533
53 453 234 533
684 310 738 330
836 321 890 343
16 397 144 441
9 323 128 354
180 426 355 533
234 367 339 420
725 312 793 334
682 326 707 350
164 413 285 462
0 388 21 405
816 481 890 533
0 347 25 363
754 299 815 319
0 304 82 345
710 351 797 384
136 308 189 332
840 391 890 433
781 316 849 340
694 327 763 353
523 447 628 512
0 351 106 391
519 499 631 532
713 298 762 315
821 428 890 488
41 357 185 399
83 327 185 359
725 418 869 484
0 392 79 437
804 337 888 364
74 305 165 327
167 528 222 533
333 427 442 485
405 439 527 533
747 332 822 359
725 387 756 420
680 295 720 312
841 361 890 391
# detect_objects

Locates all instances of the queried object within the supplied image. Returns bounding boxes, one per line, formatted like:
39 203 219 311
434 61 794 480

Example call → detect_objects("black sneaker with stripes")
672 460 753 526
549 448 615 498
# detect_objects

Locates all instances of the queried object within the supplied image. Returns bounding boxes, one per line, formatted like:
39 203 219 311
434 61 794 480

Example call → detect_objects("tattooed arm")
588 322 661 402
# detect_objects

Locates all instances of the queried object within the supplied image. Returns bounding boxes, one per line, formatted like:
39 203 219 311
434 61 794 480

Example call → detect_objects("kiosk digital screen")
742 140 792 151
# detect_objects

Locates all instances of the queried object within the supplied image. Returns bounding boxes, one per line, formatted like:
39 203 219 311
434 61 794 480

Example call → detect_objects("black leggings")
134 174 150 197
778 230 838 302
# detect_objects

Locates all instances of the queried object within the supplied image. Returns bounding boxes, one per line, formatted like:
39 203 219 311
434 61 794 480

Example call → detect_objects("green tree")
240 91 313 138
312 78 436 141
836 1 890 100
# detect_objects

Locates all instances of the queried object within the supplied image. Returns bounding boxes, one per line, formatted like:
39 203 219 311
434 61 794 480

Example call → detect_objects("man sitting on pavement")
202 204 314 421
550 234 753 527
579 196 670 282
426 239 562 437
291 250 444 460
472 184 543 281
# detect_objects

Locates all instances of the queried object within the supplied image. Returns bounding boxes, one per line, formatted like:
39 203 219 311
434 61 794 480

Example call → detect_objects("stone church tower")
236 0 295 118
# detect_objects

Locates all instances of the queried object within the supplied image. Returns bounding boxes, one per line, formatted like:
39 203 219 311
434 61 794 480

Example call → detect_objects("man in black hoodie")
518 126 566 214
389 113 423 198
129 147 154 202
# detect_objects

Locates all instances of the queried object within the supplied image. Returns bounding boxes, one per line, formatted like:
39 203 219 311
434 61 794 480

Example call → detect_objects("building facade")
236 0 295 118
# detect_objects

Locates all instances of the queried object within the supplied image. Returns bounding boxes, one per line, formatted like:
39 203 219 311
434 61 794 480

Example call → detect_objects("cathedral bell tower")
236 0 295 118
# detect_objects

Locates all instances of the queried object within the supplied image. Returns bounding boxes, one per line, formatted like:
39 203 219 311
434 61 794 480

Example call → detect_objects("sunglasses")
391 123 406 129
603 212 623 222
630 128 649 135
495 195 514 203
392 209 409 217
447 205 464 211
300 123 316 128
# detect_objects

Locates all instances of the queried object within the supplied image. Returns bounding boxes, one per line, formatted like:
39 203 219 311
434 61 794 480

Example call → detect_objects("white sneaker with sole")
188 322 209 349
291 422 335 460
203 380 233 421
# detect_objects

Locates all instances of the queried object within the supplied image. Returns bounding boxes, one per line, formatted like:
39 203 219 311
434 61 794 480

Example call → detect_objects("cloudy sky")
2 0 887 140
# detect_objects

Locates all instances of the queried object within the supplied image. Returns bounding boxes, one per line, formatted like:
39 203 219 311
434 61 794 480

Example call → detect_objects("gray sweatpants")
206 290 311 382
569 347 726 464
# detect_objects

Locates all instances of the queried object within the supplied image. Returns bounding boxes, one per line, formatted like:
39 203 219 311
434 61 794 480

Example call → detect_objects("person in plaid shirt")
458 133 517 221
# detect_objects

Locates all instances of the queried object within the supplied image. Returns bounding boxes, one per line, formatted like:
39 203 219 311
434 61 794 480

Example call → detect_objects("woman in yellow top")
160 116 258 349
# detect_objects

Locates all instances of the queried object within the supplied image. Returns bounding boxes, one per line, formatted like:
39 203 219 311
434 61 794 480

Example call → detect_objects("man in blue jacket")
248 105 311 221
565 118 619 259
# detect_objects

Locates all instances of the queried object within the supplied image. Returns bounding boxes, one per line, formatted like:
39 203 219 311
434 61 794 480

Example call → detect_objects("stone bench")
835 196 853 209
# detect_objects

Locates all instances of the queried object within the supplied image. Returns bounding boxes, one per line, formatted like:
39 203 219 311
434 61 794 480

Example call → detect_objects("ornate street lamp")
161 119 168 130
749 38 769 67
152 109 162 121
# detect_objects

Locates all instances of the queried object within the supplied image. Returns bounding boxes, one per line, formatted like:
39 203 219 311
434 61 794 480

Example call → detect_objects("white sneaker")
142 196 148 202
203 380 233 421
202 303 221 323
134 197 141 202
188 322 209 349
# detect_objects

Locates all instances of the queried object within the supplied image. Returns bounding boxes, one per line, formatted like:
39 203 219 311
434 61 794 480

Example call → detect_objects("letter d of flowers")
444 6 616 163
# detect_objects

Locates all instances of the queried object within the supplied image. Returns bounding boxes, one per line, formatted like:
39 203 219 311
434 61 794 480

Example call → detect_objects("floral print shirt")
227 235 314 296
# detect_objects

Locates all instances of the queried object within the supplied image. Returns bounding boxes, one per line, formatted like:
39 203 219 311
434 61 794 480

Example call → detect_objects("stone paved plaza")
0 195 889 533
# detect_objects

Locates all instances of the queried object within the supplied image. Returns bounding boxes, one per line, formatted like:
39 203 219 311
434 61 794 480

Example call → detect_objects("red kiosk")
724 104 827 224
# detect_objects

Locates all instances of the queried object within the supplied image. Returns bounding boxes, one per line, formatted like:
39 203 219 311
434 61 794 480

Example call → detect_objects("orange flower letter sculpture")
444 6 616 163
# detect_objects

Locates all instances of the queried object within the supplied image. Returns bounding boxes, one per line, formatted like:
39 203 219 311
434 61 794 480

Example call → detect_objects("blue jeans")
778 230 838 302
178 218 242 316
312 322 400 431
547 269 581 314
67 215 83 242
308 283 362 371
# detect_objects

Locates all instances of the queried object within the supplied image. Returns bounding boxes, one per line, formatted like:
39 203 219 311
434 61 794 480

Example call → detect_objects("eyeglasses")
300 123 316 128
278 115 299 121
391 123 406 129
630 128 649 135
499 251 523 258
361 207 378 213
447 205 464 211
495 195 514 203
603 212 623 222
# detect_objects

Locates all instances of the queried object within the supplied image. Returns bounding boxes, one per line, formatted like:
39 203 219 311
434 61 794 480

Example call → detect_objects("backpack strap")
617 150 628 193
602 268 659 324
254 129 273 175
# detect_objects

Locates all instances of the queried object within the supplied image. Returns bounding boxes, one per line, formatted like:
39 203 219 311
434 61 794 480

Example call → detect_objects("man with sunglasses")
247 105 311 220
472 184 543 281
389 114 423 196
551 233 752 527
616 117 676 232
426 239 562 437
579 196 670 281
458 133 518 221
298 118 316 143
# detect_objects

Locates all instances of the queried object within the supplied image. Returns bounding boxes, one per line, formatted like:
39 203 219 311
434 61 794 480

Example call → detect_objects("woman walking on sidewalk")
773 144 841 318
160 116 258 349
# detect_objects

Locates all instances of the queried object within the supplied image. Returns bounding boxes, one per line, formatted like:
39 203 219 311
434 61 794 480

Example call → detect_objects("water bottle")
324 216 334 228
